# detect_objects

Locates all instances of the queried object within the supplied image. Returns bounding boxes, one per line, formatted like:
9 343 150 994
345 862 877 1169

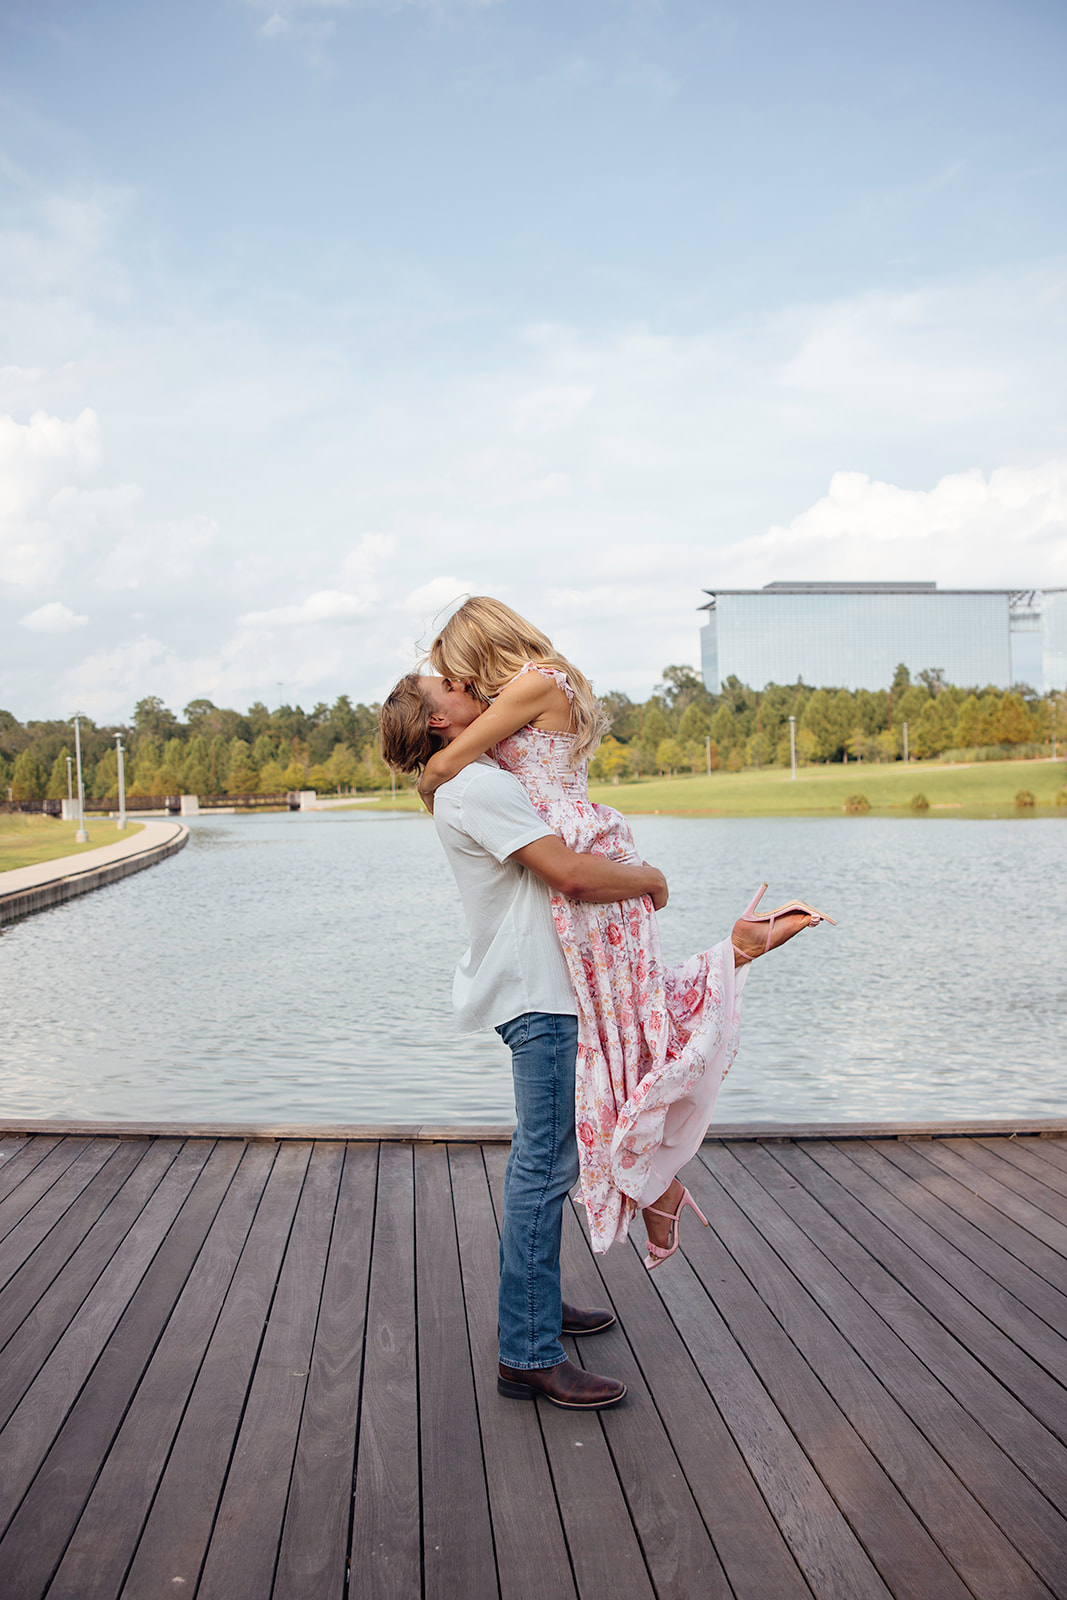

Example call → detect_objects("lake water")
1 810 1064 1126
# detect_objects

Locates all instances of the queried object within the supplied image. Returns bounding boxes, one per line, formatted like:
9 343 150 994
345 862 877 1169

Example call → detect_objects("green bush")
910 793 929 812
1056 787 1067 807
1014 789 1036 808
843 793 870 814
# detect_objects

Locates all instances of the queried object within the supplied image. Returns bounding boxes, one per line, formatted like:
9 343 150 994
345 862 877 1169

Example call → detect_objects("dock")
0 1123 1065 1599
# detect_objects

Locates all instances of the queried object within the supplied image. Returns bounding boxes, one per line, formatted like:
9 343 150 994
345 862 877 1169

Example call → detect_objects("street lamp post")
116 734 127 830
72 714 88 843
705 734 712 776
789 715 797 780
65 755 73 809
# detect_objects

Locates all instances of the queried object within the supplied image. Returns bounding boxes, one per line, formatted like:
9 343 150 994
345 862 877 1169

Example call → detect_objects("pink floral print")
495 665 746 1253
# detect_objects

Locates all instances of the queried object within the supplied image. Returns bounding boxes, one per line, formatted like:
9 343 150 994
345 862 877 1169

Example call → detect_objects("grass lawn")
351 757 1067 819
0 815 145 872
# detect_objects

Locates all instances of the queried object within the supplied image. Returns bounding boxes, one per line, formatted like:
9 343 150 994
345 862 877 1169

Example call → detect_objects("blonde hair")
378 674 440 773
429 596 608 764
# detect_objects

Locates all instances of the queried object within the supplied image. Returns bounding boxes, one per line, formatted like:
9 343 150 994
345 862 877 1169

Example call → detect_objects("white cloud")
722 461 1067 589
237 589 369 628
512 385 595 436
0 408 101 586
20 601 89 633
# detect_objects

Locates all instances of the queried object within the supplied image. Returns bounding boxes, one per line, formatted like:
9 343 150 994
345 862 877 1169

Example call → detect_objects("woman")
415 598 833 1261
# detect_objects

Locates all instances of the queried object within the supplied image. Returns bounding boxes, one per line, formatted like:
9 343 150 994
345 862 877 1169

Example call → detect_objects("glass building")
699 582 1019 693
1042 589 1067 692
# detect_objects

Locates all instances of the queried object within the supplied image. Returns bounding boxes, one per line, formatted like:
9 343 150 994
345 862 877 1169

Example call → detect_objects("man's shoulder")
438 757 524 805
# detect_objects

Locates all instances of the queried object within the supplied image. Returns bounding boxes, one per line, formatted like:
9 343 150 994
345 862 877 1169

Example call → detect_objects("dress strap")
513 661 575 703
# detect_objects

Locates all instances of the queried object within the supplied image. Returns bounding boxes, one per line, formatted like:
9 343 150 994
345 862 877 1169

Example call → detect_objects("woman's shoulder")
511 661 575 703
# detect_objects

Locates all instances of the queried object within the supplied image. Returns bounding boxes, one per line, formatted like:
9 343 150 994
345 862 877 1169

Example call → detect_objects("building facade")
699 582 1066 694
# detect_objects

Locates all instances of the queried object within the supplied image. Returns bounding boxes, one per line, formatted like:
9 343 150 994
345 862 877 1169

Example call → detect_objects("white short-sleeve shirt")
432 757 578 1032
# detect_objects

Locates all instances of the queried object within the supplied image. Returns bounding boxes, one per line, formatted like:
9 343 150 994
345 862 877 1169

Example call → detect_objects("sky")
1 0 1065 723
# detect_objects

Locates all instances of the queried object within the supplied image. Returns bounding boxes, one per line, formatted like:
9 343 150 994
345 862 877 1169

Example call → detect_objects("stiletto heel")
643 1185 709 1271
732 883 836 963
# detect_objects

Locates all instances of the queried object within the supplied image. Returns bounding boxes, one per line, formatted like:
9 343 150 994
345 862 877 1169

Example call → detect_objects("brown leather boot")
497 1359 626 1409
561 1302 616 1336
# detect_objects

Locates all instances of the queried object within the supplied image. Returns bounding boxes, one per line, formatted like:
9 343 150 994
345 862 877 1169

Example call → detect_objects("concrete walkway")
0 820 188 925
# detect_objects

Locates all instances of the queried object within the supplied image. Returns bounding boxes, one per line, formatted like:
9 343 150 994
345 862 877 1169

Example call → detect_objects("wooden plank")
46 1141 276 1600
1017 1136 1067 1180
273 1142 378 1600
584 1203 811 1600
448 1142 577 1600
350 1142 420 1600
945 1137 1067 1225
806 1139 1067 1395
645 1211 894 1600
0 1139 244 1599
197 1141 348 1600
0 1141 210 1539
752 1141 1067 1481
690 1147 983 1600
702 1144 1059 1600
0 1135 110 1248
119 1141 311 1599
847 1139 1067 1336
0 1138 126 1295
0 1136 60 1202
482 1145 655 1600
913 1139 1067 1259
4 1116 1067 1143
979 1137 1067 1198
869 1138 1067 1287
415 1140 497 1600
559 1200 733 1600
0 1140 177 1432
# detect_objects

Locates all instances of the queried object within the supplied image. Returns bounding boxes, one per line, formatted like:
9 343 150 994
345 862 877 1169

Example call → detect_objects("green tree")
252 733 277 769
997 693 1034 745
257 758 288 794
325 744 359 792
641 704 671 745
710 705 738 752
46 747 72 799
133 696 180 741
183 698 221 734
227 739 260 794
207 735 230 793
678 702 711 742
92 747 119 798
600 691 640 743
11 748 46 800
131 736 162 796
182 734 210 794
157 738 187 794
656 737 684 775
589 736 632 783
953 694 982 748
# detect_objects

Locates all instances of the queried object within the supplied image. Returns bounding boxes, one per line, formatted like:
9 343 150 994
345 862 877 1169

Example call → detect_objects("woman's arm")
418 671 565 800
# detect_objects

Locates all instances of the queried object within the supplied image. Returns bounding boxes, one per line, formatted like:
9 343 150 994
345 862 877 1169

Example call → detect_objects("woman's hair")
428 596 608 764
378 674 440 773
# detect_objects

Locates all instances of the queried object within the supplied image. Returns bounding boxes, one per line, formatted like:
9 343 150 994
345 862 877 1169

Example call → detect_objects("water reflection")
1 810 1063 1125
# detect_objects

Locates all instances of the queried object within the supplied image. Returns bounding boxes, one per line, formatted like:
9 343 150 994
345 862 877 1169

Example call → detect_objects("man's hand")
643 863 668 912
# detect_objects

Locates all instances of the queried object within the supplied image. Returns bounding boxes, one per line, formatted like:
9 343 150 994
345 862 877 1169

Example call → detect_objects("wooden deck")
0 1130 1065 1599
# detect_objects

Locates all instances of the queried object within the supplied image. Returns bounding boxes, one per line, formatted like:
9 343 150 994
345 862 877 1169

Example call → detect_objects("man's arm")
512 834 668 911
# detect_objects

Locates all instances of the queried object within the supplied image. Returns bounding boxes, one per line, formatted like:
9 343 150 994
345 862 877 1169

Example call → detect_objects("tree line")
3 668 1065 803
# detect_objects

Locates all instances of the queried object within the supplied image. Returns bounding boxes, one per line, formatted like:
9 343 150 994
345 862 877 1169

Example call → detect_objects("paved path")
0 821 188 924
0 1126 1064 1599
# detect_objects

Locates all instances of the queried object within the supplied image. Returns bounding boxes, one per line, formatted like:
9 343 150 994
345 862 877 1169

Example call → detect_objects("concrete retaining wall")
0 823 189 926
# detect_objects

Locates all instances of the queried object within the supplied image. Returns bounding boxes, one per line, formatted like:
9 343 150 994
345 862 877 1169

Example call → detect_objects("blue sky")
2 0 1065 719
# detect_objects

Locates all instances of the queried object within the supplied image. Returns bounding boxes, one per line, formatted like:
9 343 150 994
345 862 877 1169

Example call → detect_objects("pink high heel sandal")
732 882 836 964
643 1185 709 1271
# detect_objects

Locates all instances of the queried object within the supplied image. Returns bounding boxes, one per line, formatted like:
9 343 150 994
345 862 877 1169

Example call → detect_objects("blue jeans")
495 1012 580 1370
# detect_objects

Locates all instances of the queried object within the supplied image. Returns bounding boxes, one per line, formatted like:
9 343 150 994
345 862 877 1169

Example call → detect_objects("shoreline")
0 819 189 926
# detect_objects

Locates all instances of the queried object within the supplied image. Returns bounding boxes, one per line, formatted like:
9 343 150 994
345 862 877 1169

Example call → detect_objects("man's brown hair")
378 674 442 773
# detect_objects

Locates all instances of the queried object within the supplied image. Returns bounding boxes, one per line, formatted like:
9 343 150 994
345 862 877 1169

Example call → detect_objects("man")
379 673 668 1410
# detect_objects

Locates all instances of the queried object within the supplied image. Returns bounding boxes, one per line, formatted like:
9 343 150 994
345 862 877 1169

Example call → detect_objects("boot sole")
496 1376 627 1409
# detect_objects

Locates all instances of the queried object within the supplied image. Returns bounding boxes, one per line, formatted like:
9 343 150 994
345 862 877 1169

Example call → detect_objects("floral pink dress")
494 665 747 1253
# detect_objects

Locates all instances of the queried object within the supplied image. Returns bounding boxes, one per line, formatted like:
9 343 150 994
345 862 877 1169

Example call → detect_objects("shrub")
910 792 929 812
1056 787 1067 807
1014 789 1036 809
843 793 870 814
